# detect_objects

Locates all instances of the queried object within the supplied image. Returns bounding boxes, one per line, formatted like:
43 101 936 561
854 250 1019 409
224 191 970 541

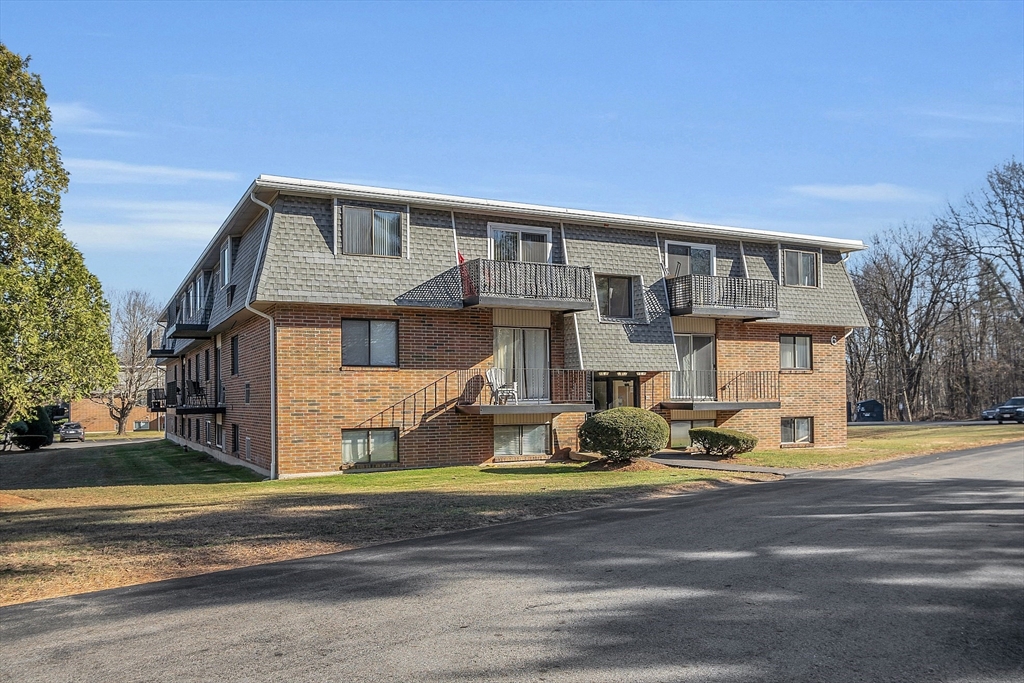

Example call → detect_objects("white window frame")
336 204 404 258
342 428 400 465
220 239 233 288
493 423 550 456
783 249 820 288
486 223 553 264
663 240 717 277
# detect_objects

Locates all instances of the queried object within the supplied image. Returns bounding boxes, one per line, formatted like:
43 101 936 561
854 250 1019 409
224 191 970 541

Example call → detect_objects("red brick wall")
638 321 849 449
70 400 163 433
164 314 272 471
715 320 848 448
272 304 583 475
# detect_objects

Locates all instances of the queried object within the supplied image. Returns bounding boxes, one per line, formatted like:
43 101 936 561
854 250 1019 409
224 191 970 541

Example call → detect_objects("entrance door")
494 327 550 400
674 334 715 399
593 375 638 411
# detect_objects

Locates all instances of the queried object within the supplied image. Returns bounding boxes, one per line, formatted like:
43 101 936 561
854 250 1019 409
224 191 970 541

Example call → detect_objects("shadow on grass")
1 471 1022 681
0 440 262 489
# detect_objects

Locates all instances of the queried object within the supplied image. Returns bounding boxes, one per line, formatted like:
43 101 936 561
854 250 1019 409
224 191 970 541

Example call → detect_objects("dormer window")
340 206 402 257
784 249 818 287
488 224 551 264
220 239 233 287
595 275 633 319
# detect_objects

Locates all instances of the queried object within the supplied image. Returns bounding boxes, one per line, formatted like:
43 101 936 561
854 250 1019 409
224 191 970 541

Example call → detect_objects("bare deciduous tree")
90 290 162 434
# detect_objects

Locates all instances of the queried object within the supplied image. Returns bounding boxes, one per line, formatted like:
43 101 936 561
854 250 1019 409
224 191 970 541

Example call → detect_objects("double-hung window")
342 320 398 367
781 417 813 444
595 275 633 318
784 250 818 287
341 206 402 257
780 335 812 370
220 239 233 287
342 428 398 465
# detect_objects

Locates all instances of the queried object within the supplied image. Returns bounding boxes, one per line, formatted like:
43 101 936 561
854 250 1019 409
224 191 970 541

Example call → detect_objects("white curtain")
494 328 549 400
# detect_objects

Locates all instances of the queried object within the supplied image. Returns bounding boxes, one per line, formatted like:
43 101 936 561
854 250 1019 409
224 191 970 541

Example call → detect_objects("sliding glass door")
494 327 550 400
673 334 716 399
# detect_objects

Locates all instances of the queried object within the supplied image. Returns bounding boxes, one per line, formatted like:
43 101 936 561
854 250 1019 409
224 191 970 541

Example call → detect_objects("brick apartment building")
68 400 163 434
148 176 867 478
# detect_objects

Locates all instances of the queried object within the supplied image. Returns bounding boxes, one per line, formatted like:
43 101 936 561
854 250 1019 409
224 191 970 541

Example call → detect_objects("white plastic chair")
485 367 519 405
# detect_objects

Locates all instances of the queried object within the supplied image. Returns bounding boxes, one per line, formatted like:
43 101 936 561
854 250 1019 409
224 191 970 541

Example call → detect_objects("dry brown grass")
0 441 775 606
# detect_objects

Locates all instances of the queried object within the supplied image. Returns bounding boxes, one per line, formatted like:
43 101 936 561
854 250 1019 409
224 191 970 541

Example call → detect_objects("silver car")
58 422 86 442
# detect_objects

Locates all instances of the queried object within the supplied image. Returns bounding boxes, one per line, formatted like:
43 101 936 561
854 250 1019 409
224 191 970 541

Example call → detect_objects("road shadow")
1 468 1021 681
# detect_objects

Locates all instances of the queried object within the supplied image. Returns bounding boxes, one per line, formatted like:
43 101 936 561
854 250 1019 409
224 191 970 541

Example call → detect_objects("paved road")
2 443 1022 682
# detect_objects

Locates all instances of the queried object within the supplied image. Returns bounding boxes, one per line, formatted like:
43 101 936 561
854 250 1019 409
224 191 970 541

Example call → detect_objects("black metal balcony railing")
456 368 593 408
166 378 226 413
669 370 780 404
147 388 167 412
461 259 593 310
666 274 779 317
147 329 175 357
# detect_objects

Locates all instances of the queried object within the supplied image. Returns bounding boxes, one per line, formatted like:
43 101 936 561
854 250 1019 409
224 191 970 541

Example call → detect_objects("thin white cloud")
49 102 136 137
62 200 231 250
788 183 936 203
914 108 1022 125
66 159 239 184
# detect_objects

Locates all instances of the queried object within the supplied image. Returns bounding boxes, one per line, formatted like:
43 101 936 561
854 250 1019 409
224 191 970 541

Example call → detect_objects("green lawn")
0 440 767 606
83 431 163 442
733 423 1024 469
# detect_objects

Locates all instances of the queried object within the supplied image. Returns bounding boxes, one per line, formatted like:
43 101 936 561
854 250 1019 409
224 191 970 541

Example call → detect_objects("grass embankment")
0 440 769 606
734 423 1024 469
83 431 162 442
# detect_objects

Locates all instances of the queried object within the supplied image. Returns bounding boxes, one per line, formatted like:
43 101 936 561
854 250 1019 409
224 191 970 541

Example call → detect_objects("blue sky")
2 0 1022 302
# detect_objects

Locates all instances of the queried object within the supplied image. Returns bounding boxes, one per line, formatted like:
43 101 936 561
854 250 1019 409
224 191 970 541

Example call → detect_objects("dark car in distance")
58 422 86 442
981 405 1001 420
995 397 1024 424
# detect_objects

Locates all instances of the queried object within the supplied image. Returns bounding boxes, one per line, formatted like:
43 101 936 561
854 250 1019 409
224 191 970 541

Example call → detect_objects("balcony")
460 259 593 311
147 388 167 412
455 368 594 414
661 370 780 411
147 329 175 358
168 378 226 415
666 274 779 319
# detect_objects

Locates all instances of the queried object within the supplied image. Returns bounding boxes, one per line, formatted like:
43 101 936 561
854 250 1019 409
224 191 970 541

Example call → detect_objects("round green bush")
688 427 758 457
578 407 670 462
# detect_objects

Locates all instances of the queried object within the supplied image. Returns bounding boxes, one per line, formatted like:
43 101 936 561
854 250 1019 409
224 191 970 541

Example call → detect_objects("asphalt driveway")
1 442 1021 682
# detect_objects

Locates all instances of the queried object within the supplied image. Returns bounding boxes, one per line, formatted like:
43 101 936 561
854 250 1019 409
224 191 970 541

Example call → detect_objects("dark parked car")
1015 406 1024 424
995 397 1024 423
58 422 85 442
854 399 885 422
981 405 1001 420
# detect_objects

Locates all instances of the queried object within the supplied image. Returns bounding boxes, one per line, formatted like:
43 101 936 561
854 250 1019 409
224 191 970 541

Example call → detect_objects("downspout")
245 192 278 480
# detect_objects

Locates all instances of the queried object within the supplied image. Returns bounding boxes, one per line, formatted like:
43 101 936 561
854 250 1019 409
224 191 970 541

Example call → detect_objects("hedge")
689 427 758 457
578 407 669 462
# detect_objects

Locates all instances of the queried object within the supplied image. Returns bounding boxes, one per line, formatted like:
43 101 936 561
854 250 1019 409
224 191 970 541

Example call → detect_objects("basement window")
494 424 549 456
342 429 399 465
781 417 813 444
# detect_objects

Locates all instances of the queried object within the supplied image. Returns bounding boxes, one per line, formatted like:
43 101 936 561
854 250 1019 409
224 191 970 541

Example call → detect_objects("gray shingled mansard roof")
158 176 869 361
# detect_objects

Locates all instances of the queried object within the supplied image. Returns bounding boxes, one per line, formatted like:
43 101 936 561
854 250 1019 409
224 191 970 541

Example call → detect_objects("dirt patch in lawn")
581 459 678 472
0 493 36 507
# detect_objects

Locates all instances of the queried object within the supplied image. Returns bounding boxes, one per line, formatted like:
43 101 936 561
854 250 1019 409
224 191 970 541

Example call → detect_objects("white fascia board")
159 180 260 314
255 175 868 254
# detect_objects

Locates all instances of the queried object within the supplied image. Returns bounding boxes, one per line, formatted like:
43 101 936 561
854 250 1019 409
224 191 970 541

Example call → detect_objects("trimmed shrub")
9 406 55 450
689 427 758 457
578 407 669 462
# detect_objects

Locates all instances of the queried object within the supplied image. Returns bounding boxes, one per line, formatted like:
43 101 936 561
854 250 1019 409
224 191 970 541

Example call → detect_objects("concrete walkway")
648 451 806 475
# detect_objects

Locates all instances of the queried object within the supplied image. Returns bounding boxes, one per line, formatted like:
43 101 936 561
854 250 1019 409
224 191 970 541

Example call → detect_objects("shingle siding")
768 249 869 328
563 223 678 371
